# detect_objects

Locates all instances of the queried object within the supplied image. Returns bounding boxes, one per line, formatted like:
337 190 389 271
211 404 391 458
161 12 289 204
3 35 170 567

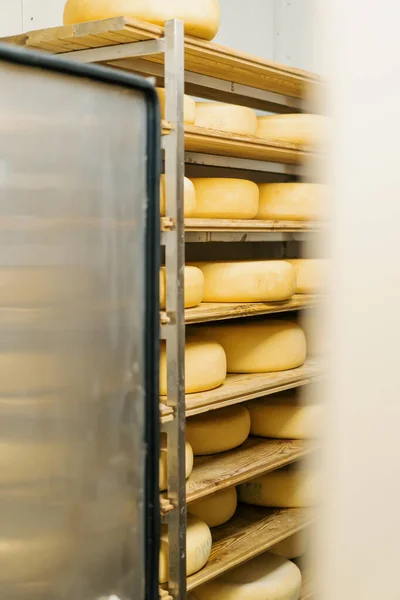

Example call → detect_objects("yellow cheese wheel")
300 308 326 356
194 551 302 600
239 464 318 508
159 433 194 491
256 114 327 146
193 320 306 373
270 531 308 559
195 103 258 136
63 0 221 40
286 259 327 294
159 515 212 583
160 265 204 309
186 405 250 455
193 260 296 302
190 178 259 219
246 391 321 439
188 487 237 527
160 175 196 217
257 183 325 221
159 339 226 395
156 88 196 124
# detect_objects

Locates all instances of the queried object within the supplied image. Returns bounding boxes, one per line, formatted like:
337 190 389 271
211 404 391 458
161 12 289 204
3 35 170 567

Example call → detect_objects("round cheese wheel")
160 265 204 309
159 514 212 583
286 259 327 294
256 114 327 146
193 260 296 302
194 551 302 600
246 391 321 439
193 320 306 373
186 405 250 455
190 178 259 219
257 183 325 221
63 0 221 41
156 88 196 125
300 308 326 356
270 531 308 559
160 175 196 217
159 339 226 395
188 487 237 527
195 103 257 136
239 464 318 508
159 433 194 491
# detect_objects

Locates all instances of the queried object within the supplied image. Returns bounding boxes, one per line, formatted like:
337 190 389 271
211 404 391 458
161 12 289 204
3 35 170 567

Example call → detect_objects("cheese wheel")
300 308 326 356
190 178 259 219
257 183 325 221
195 103 257 136
193 260 296 302
186 405 250 455
159 339 226 395
286 259 327 294
239 465 318 508
159 515 212 583
159 433 194 491
160 175 196 217
188 487 237 527
156 88 196 124
194 551 302 600
246 392 321 439
63 0 221 41
256 114 327 146
270 531 308 559
192 320 306 373
160 265 204 309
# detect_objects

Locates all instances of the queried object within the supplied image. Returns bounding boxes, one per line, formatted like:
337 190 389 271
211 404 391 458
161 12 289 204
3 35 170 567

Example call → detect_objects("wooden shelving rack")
1 16 322 599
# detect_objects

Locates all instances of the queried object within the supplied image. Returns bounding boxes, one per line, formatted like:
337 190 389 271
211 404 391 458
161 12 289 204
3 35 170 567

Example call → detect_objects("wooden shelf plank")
184 218 323 233
300 575 313 600
187 504 314 591
187 437 317 504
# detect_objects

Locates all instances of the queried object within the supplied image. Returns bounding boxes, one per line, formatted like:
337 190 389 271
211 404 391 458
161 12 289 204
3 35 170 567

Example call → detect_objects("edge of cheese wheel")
160 175 196 217
156 88 196 124
286 259 327 294
194 551 302 600
257 183 325 221
190 178 259 219
239 464 317 508
159 433 194 491
160 339 226 395
159 515 212 583
193 260 296 302
188 487 237 527
191 320 307 373
195 103 257 136
300 308 326 356
160 266 204 309
270 531 308 559
186 405 250 455
256 114 327 146
63 0 221 41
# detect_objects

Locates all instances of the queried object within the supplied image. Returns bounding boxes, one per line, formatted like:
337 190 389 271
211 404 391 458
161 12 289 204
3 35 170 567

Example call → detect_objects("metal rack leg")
164 18 186 600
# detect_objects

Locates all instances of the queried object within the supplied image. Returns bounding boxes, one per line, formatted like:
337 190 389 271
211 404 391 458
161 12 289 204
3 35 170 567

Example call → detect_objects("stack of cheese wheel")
256 113 327 146
159 433 194 491
195 102 257 136
160 265 204 309
160 175 197 217
190 178 259 219
63 0 221 40
191 320 307 373
186 405 251 455
159 338 227 395
156 88 196 125
193 260 296 302
188 487 238 527
159 515 212 583
257 183 325 221
239 463 318 508
286 259 328 294
193 551 302 600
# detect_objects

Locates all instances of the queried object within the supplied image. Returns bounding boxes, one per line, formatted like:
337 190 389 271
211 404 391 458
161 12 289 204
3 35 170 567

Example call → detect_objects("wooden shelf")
183 218 323 233
187 504 314 591
187 437 317 504
300 574 313 600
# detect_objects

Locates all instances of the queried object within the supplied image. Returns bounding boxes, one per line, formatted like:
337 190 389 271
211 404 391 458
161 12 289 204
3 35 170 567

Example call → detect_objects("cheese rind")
270 531 308 559
257 183 325 221
286 259 327 294
160 266 204 309
256 114 327 146
195 103 257 136
194 260 296 302
159 434 194 491
160 175 196 217
190 178 259 219
156 88 196 124
186 405 250 455
188 487 237 527
63 0 221 41
159 339 226 395
193 551 302 600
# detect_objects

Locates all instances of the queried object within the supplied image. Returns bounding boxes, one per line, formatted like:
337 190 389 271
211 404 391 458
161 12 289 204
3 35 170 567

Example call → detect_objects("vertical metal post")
164 18 186 600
